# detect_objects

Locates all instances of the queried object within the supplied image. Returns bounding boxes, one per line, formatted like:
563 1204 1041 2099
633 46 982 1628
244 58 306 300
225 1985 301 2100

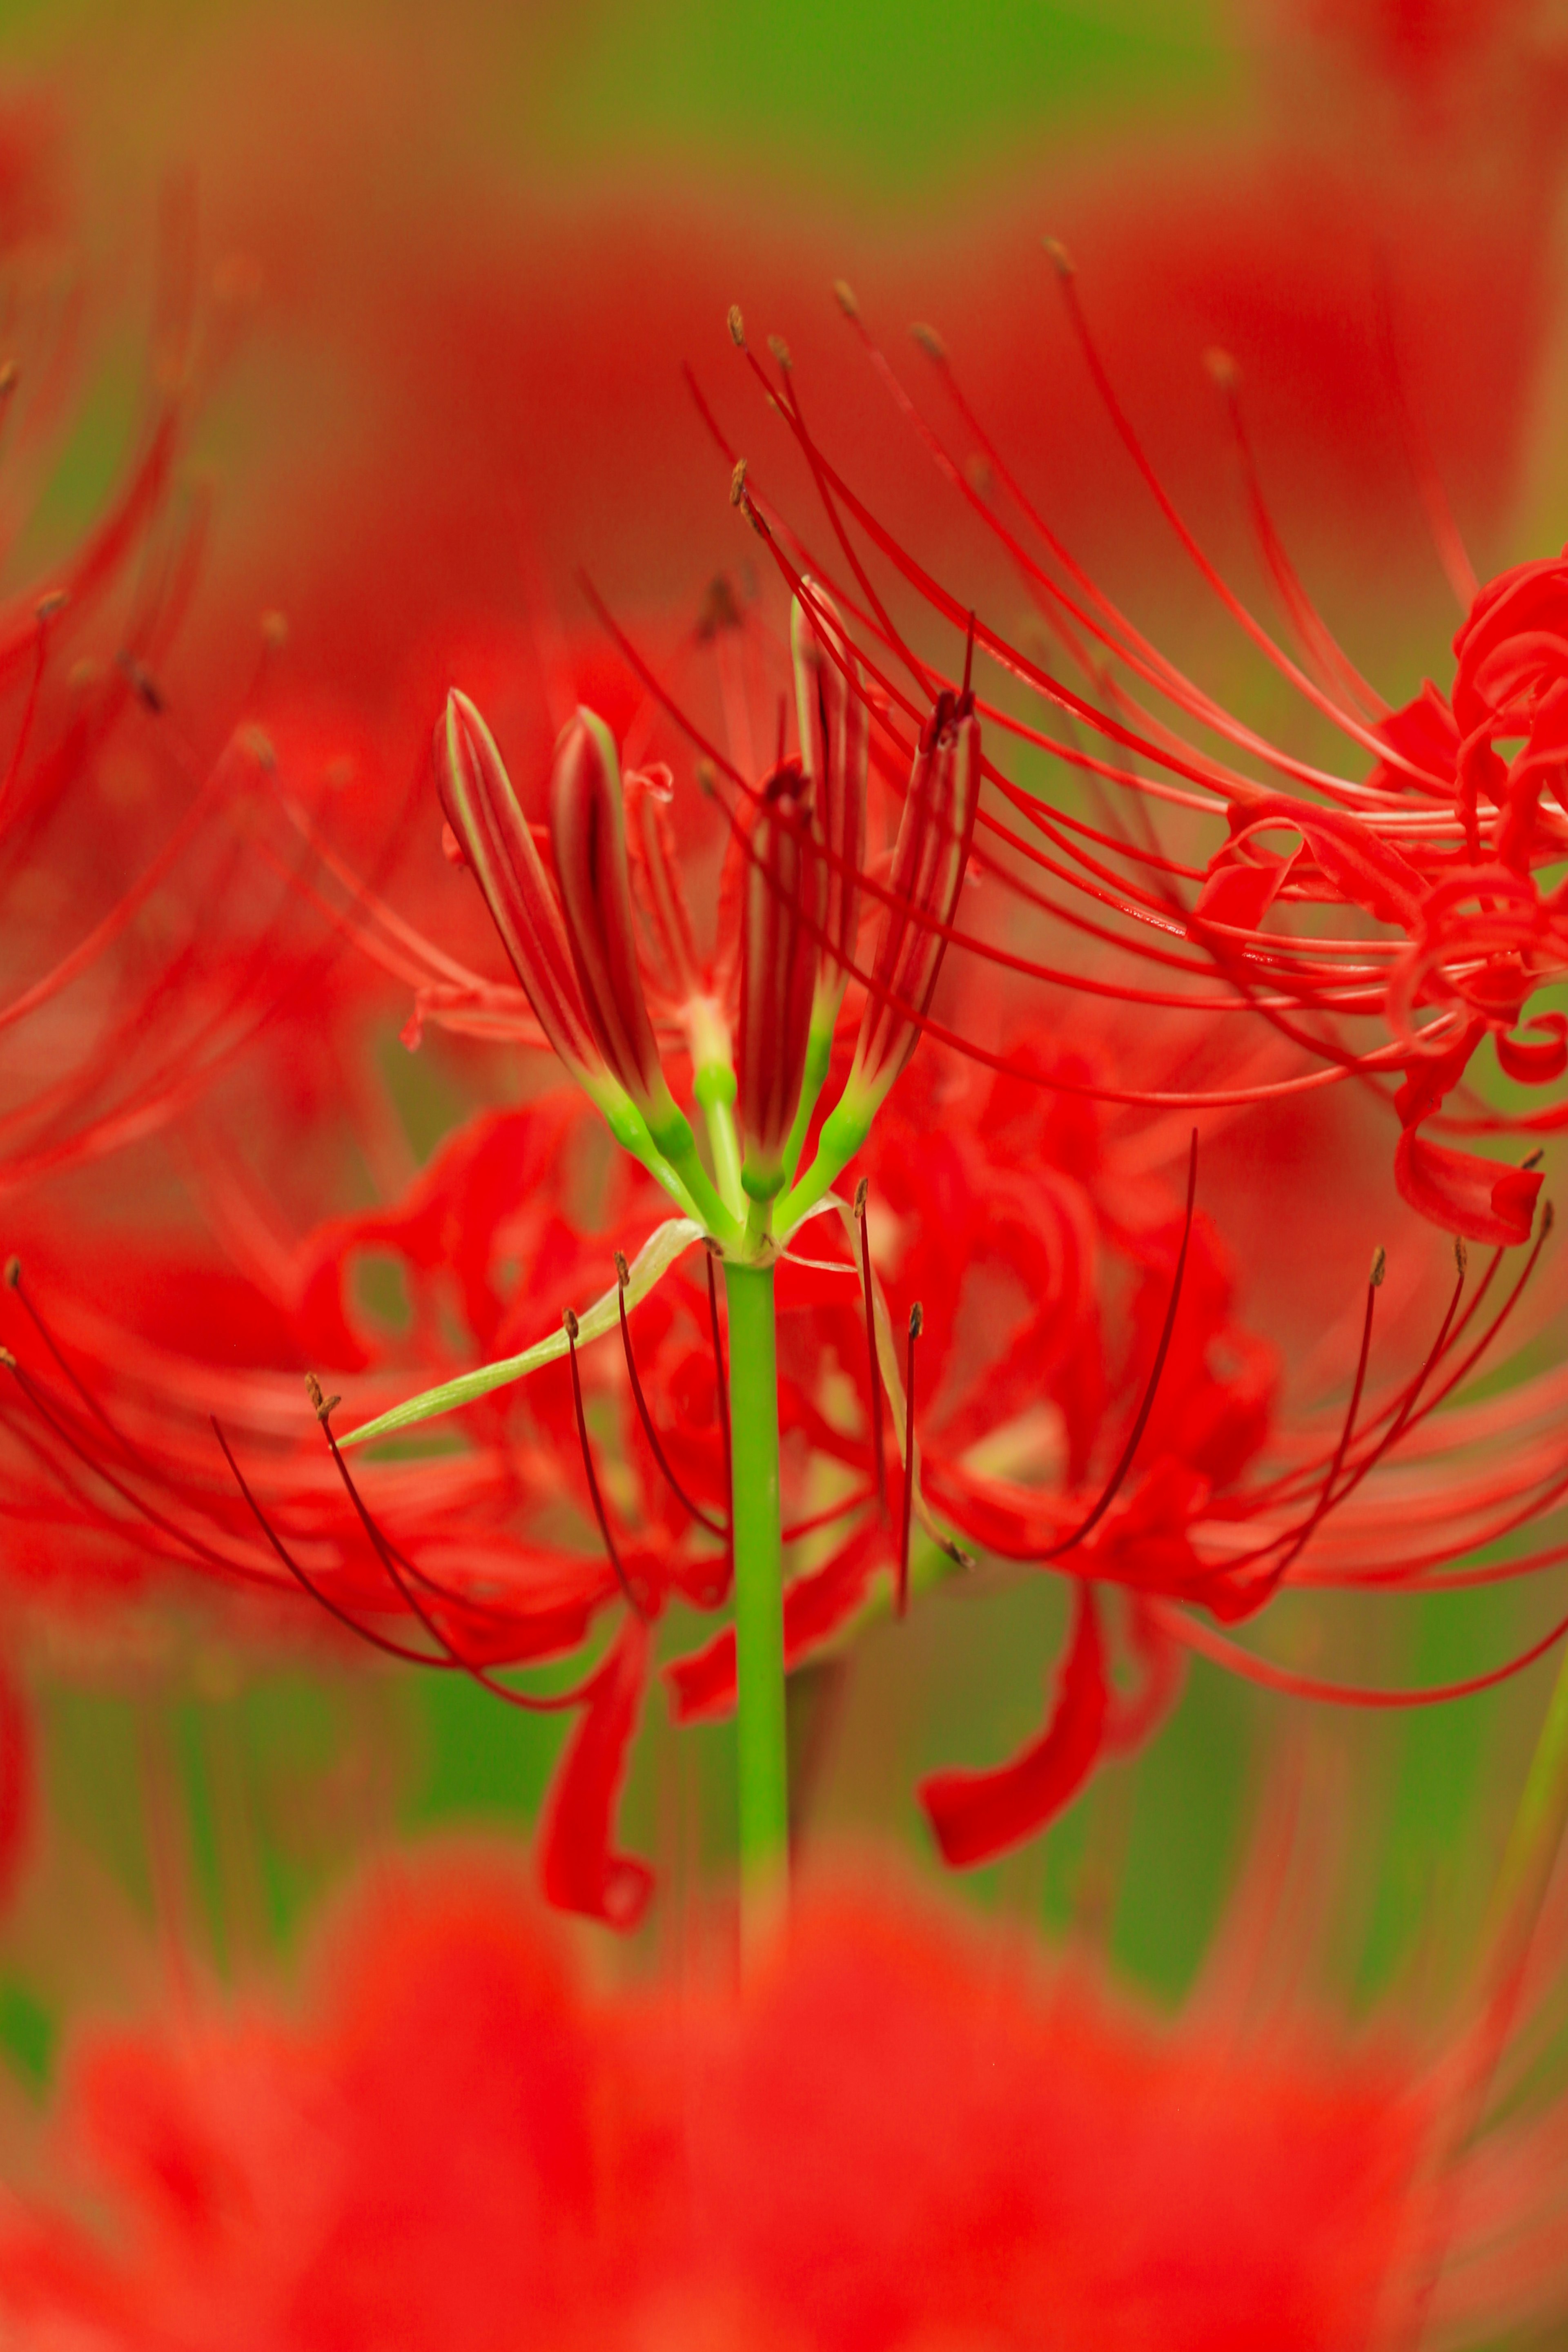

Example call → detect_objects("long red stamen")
1154 1596 1568 1712
854 1178 888 1520
212 1414 453 1666
899 1302 921 1617
301 1379 610 1707
1043 1127 1198 1562
4 1257 136 1463
564 1310 648 1619
1230 1248 1384 1610
1 1349 267 1587
615 1251 727 1538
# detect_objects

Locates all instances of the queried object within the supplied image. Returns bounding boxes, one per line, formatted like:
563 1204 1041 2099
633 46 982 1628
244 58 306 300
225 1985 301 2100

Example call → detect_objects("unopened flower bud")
792 583 867 1026
549 709 686 1152
739 758 823 1196
434 690 609 1096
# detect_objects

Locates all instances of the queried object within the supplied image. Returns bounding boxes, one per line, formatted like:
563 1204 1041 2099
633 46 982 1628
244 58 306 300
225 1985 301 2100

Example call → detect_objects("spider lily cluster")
0 231 1567 1948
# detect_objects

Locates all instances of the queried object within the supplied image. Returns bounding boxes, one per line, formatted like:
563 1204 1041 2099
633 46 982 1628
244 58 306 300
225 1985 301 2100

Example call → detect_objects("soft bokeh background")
1 0 1567 2141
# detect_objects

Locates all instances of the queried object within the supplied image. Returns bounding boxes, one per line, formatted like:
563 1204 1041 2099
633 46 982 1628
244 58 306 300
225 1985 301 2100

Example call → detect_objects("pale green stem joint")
694 1061 745 1223
776 1092 872 1236
724 1257 789 1964
780 1017 835 1188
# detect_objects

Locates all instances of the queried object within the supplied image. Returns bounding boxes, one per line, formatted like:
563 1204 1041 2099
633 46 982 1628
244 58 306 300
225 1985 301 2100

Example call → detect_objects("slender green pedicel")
723 1257 789 1958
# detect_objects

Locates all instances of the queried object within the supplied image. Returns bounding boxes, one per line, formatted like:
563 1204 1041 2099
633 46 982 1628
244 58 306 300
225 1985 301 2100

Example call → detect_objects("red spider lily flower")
9 1847 1568 2350
700 254 1568 1255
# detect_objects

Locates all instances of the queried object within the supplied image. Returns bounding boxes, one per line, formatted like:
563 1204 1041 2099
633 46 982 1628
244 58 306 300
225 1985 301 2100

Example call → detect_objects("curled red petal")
538 1617 653 1931
1393 1127 1542 1246
1232 796 1426 930
1192 845 1296 932
919 1585 1107 1869
1496 1013 1568 1086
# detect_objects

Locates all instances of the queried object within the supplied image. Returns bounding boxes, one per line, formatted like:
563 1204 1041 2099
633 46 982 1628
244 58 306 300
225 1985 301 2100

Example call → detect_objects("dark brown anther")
909 322 946 361
304 1373 339 1424
768 334 792 371
615 1251 630 1291
1371 1244 1387 1288
729 457 748 507
853 1178 887 1519
0 1347 14 1371
3 1256 18 1288
1455 1236 1469 1277
1523 1147 1545 1170
116 650 166 713
727 304 746 349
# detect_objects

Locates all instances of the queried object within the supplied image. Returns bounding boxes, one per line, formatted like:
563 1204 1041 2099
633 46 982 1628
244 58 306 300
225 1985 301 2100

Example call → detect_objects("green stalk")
694 1062 745 1221
779 1016 833 1187
775 1093 870 1237
723 1257 789 1963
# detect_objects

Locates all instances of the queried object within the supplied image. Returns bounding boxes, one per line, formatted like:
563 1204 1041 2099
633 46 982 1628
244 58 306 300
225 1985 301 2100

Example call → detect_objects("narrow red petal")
1393 1128 1542 1247
538 1617 653 1931
919 1585 1108 1868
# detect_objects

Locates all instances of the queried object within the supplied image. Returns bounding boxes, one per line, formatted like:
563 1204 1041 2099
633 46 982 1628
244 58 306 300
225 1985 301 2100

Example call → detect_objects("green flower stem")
775 1093 870 1237
723 1256 789 1962
779 1017 834 1187
694 1062 745 1222
658 1128 743 1251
